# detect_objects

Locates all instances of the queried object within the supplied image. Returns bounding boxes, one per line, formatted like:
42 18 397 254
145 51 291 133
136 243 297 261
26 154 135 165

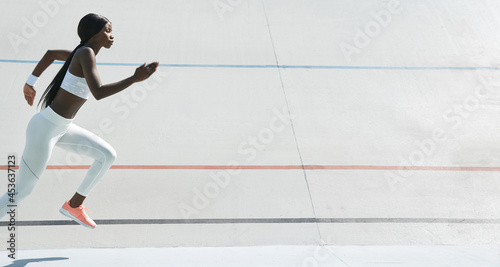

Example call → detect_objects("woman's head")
78 13 112 45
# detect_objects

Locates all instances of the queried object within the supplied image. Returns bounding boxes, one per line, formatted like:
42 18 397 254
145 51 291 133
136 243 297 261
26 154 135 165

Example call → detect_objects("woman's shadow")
3 257 69 267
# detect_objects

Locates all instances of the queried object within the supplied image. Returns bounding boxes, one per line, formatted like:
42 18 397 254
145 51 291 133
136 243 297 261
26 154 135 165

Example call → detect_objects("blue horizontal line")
1 59 499 70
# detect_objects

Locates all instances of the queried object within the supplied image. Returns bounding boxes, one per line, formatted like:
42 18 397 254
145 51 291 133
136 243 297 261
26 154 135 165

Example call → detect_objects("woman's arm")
32 49 72 76
23 49 72 106
79 47 158 100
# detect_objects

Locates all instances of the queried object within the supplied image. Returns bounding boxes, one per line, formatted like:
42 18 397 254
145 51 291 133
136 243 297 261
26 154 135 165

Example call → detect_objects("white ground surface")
1 0 500 265
1 246 500 267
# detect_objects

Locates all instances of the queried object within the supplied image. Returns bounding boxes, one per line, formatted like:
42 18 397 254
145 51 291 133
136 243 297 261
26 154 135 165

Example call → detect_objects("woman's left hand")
133 62 159 82
23 83 36 106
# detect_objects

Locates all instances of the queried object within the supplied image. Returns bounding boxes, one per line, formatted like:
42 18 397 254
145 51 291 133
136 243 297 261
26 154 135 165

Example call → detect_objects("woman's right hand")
23 83 36 106
133 62 159 82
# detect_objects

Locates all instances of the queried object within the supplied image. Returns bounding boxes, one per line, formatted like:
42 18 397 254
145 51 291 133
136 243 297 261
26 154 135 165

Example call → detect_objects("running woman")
0 13 159 228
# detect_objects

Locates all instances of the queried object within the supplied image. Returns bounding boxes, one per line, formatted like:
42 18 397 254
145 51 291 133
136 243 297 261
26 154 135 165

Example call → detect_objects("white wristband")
26 74 39 87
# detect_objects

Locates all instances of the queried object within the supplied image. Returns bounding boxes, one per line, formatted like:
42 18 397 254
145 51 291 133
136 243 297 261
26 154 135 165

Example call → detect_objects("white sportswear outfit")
0 70 116 219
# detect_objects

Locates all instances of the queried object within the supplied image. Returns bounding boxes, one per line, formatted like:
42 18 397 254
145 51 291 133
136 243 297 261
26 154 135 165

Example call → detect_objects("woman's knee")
14 160 41 202
103 146 117 165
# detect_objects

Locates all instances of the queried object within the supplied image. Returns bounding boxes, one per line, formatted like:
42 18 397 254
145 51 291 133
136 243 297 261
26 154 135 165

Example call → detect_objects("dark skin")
23 23 159 208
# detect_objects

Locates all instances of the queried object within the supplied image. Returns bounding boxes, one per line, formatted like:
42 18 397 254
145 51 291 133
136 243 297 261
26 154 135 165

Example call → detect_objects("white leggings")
0 107 116 219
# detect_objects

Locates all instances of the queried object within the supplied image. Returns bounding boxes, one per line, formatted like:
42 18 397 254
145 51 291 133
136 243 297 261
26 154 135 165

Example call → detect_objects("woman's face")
93 22 114 49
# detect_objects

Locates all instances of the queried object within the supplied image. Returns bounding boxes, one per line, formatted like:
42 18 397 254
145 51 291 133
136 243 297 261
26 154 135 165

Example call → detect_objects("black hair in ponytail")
38 13 110 109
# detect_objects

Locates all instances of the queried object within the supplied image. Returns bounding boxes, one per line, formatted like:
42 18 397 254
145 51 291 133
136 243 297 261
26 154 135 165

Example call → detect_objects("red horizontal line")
1 165 500 171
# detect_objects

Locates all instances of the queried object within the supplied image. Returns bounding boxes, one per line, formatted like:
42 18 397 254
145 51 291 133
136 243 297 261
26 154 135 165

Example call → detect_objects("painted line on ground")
0 218 499 227
2 165 500 171
1 59 499 70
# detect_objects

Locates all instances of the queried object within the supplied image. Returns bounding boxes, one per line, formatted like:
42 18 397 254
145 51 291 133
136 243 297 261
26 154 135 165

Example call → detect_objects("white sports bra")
61 70 90 99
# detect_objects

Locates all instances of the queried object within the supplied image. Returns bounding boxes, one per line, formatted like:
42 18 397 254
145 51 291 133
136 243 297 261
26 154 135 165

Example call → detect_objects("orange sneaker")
59 201 96 229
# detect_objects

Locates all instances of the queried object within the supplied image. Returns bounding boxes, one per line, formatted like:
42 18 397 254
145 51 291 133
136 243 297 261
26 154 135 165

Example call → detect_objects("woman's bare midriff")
50 89 87 119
